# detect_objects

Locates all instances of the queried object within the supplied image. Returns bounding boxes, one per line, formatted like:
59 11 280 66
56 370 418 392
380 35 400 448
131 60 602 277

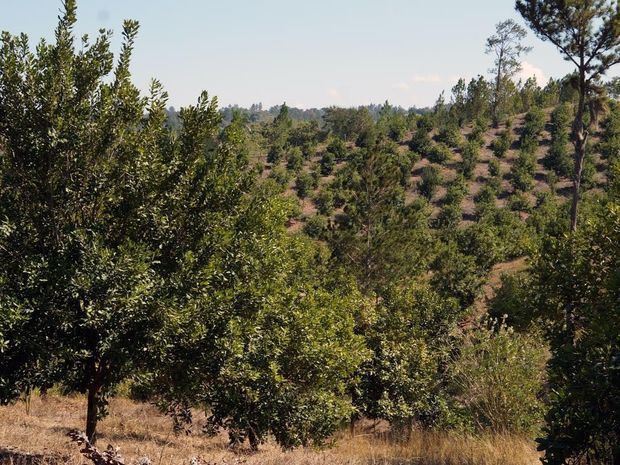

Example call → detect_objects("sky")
3 1 615 110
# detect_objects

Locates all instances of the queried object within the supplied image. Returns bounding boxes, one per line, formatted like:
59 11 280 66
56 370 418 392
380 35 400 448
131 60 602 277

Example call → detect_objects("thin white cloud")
411 74 443 83
392 81 410 91
517 61 547 84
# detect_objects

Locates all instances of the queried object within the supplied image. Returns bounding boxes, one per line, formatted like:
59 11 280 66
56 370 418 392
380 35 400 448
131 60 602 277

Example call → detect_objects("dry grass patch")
0 395 540 465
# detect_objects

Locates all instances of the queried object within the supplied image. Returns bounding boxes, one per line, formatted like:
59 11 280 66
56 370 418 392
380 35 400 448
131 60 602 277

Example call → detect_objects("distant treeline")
164 103 430 128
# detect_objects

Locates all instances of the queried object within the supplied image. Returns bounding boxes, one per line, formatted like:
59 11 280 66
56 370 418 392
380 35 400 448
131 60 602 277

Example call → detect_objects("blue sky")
3 1 613 109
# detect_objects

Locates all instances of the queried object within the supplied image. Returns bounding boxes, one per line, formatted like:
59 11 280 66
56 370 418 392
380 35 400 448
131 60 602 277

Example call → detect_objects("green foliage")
474 185 497 219
419 165 443 200
314 189 335 215
295 172 316 199
269 165 291 188
508 191 532 213
156 229 367 449
460 142 480 179
465 77 492 123
444 174 468 205
357 284 461 428
519 106 545 155
599 101 620 163
491 129 512 158
436 203 463 230
409 127 433 154
530 200 620 464
428 142 453 165
467 118 487 146
320 151 336 176
266 103 293 164
377 101 407 142
510 150 536 192
488 158 501 178
303 215 329 239
431 241 486 309
329 148 435 293
326 136 348 161
489 272 537 331
0 5 174 441
449 320 547 434
288 120 321 158
286 147 304 172
417 114 435 133
544 103 573 178
323 107 373 142
436 123 463 148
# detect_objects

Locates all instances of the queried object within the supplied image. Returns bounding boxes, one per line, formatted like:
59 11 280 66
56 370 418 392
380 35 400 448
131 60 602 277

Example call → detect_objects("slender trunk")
85 358 102 444
86 383 99 444
570 67 587 232
247 427 259 451
492 52 503 128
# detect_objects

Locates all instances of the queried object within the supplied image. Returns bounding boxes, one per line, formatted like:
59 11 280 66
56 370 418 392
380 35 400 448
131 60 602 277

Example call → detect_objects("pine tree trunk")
570 141 585 232
570 67 587 232
492 50 504 128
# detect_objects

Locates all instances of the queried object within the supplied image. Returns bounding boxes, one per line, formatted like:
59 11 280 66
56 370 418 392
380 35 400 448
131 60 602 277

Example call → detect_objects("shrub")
320 151 336 176
286 147 304 172
409 128 433 154
545 171 558 194
487 175 502 194
295 172 316 199
449 320 547 434
444 174 468 205
508 191 531 213
267 145 286 165
436 123 462 148
467 118 487 146
416 114 435 133
510 151 536 192
474 185 496 219
491 130 512 158
326 136 348 161
489 272 537 331
488 158 501 178
314 189 335 215
599 106 620 162
519 107 545 155
268 165 291 188
460 142 479 179
543 104 572 178
419 165 443 200
357 284 461 428
436 202 462 229
428 142 452 165
303 215 329 239
431 242 486 308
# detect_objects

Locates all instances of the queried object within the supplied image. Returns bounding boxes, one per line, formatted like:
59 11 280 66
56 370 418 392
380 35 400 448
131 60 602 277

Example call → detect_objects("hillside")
253 108 609 231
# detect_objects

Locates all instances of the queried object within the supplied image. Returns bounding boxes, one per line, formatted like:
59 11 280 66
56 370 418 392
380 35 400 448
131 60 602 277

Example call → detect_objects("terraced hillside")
252 106 610 231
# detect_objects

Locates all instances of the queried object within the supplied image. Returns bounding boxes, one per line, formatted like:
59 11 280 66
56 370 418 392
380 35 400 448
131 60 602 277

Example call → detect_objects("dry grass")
0 395 540 465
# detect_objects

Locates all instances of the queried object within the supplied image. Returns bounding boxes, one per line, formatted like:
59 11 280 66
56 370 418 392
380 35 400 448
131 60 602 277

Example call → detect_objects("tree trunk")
570 67 588 232
570 140 585 232
247 427 259 451
492 50 504 128
86 383 100 444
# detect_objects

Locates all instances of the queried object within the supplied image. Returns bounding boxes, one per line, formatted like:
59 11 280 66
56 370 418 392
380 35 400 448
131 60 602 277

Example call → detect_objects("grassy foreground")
0 394 540 465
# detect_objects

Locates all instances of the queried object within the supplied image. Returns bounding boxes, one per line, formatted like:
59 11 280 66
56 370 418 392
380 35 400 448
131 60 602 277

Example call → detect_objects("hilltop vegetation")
0 1 619 465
